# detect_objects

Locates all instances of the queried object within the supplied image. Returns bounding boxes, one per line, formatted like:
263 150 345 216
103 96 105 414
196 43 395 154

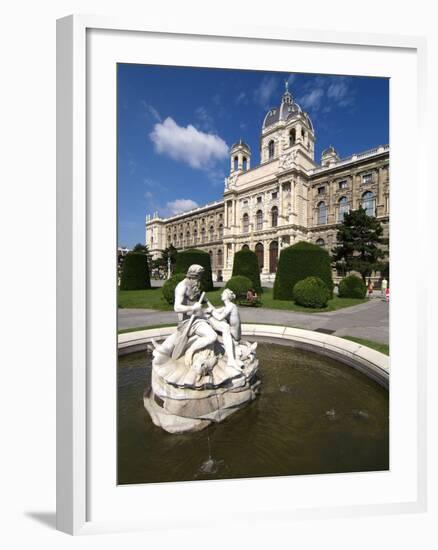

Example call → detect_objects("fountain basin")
117 339 389 484
118 324 389 388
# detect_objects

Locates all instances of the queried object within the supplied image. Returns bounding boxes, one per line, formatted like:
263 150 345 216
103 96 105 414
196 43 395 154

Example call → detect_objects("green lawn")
342 336 389 356
118 286 366 313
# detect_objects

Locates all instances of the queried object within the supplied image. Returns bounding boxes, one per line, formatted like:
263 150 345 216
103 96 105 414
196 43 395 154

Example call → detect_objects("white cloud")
235 91 246 104
141 100 161 122
287 74 297 86
165 199 199 216
254 76 278 107
194 106 216 132
327 78 354 107
299 88 325 111
149 117 228 169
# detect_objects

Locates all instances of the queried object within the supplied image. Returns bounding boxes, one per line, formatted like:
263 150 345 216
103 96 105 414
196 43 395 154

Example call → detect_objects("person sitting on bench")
246 288 258 305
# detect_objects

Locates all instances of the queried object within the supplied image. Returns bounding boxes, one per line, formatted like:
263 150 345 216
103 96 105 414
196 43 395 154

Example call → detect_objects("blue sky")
118 64 389 247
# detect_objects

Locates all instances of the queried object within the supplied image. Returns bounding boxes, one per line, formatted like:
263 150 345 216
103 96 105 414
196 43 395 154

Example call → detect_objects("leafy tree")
332 207 388 282
119 253 151 290
231 249 262 294
293 277 330 309
160 245 178 270
273 241 333 300
132 243 149 254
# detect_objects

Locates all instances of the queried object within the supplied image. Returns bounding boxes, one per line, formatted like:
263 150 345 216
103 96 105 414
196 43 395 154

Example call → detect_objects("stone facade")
146 85 389 282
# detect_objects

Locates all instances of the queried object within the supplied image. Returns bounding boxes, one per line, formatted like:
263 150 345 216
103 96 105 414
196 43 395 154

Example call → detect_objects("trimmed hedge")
162 273 186 305
338 274 366 299
293 277 330 308
225 275 253 297
174 249 214 291
231 249 262 294
119 252 151 290
273 241 333 300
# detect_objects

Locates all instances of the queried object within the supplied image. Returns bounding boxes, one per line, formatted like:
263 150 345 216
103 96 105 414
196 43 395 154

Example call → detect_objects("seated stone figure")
151 265 242 371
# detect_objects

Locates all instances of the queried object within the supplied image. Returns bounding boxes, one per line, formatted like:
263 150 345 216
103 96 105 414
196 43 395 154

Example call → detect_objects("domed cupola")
321 145 340 167
229 139 251 174
262 81 303 130
260 82 316 164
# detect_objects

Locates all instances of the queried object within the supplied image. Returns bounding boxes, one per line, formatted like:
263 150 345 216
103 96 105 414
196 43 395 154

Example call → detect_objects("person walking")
381 277 388 298
367 278 374 299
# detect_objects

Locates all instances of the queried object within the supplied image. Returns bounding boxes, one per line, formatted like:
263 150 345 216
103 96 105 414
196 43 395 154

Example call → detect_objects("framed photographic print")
57 15 427 535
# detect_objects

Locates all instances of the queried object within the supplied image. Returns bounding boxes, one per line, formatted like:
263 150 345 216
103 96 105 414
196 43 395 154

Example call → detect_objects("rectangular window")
338 180 348 189
317 186 325 195
271 192 277 199
362 173 373 184
257 196 262 203
243 200 248 206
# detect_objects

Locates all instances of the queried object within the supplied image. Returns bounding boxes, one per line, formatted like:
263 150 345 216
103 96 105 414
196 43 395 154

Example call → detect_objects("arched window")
317 202 327 225
242 244 249 250
255 209 263 231
362 191 375 217
218 224 223 238
193 229 198 244
271 206 278 227
201 227 206 243
289 128 296 146
186 231 191 245
242 213 249 233
217 249 223 267
269 241 279 273
242 157 248 171
338 196 349 221
233 156 238 171
316 238 325 247
268 140 275 159
209 225 214 241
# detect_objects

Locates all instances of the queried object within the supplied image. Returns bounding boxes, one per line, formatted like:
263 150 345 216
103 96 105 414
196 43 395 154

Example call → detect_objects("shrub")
162 273 186 305
338 274 367 299
119 253 151 290
292 277 330 308
273 241 333 300
231 249 262 294
174 249 214 291
225 275 253 297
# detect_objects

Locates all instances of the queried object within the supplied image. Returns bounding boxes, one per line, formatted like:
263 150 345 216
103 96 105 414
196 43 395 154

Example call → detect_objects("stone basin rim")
118 324 389 389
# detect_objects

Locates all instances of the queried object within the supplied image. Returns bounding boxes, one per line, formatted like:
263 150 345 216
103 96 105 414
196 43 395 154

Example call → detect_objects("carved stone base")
144 340 260 433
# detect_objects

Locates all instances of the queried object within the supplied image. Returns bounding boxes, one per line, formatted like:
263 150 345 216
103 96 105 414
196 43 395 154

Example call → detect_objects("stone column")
279 183 283 225
377 167 385 216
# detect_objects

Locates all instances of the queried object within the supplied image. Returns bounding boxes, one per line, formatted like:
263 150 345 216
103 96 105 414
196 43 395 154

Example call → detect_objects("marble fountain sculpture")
144 264 260 433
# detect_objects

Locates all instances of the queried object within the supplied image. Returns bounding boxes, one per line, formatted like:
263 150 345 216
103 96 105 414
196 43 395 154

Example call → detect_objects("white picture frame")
56 15 428 535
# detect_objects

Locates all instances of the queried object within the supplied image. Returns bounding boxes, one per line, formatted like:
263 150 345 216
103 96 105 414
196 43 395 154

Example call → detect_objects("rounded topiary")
119 252 151 290
338 274 367 299
162 273 186 305
292 277 330 308
273 241 333 300
174 249 214 291
225 275 253 297
231 249 262 294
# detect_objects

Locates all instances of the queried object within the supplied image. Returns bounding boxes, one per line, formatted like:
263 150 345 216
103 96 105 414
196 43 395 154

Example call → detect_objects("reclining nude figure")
151 265 243 371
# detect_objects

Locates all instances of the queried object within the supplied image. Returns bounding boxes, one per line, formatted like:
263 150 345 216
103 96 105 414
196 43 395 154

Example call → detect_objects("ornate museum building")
145 84 389 282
